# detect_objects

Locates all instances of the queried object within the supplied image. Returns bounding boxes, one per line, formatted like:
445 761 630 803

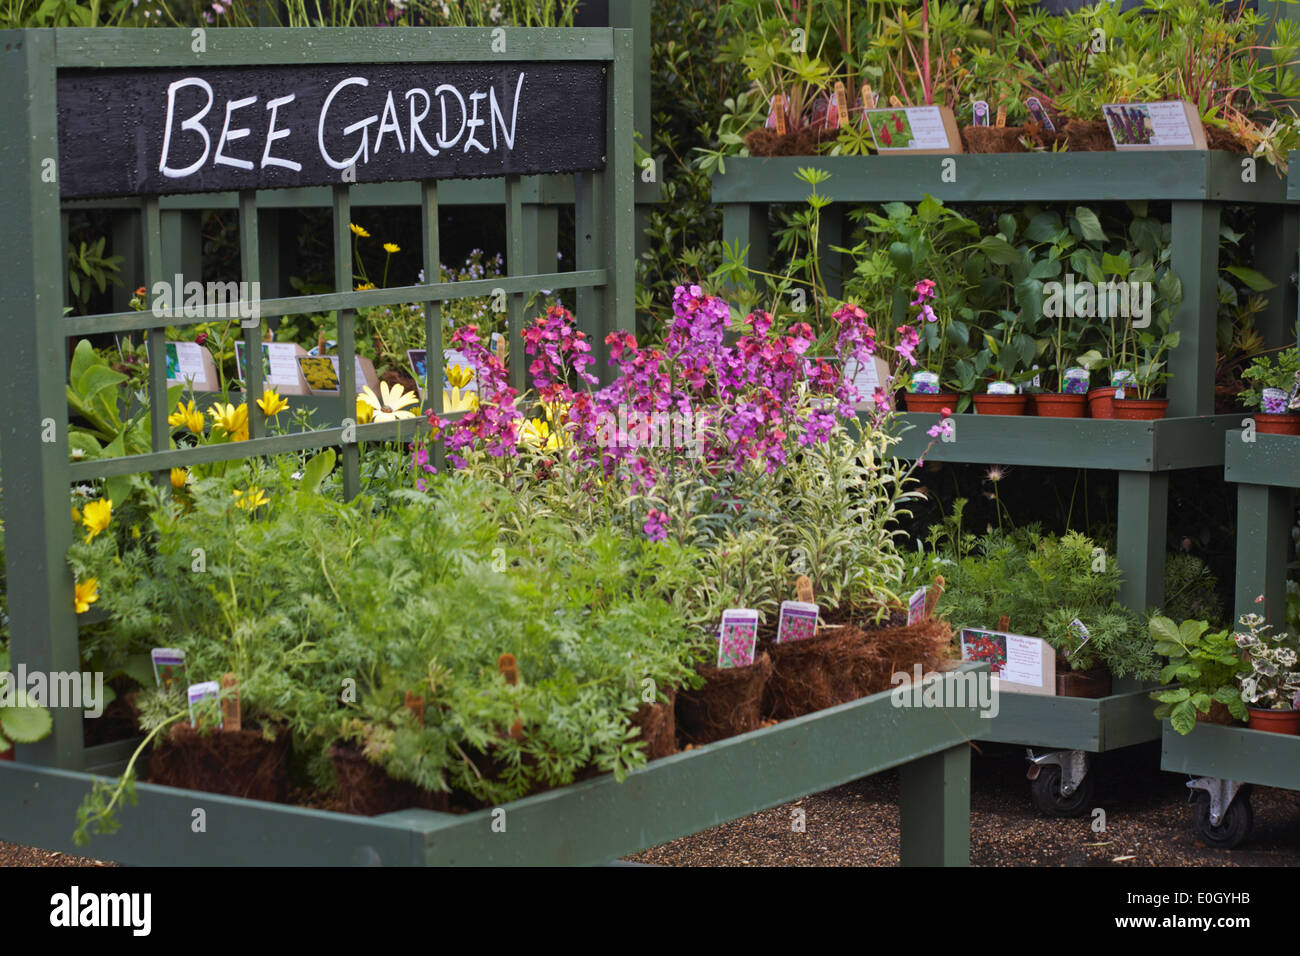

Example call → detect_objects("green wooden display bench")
1160 719 1300 848
1223 432 1298 624
713 150 1299 613
0 664 987 866
712 149 1298 816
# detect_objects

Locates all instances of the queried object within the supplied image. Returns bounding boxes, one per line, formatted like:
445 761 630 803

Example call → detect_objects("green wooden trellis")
0 25 636 774
0 26 982 867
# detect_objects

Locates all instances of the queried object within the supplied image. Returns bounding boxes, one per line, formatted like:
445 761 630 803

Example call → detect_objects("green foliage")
1150 615 1249 735
1161 553 1224 628
66 237 123 316
1240 346 1300 409
933 523 1159 680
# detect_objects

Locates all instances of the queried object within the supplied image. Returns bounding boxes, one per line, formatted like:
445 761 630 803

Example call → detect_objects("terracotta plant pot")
1254 413 1300 436
1086 386 1118 419
329 742 451 816
901 392 958 415
1246 707 1300 734
1055 664 1112 699
973 393 1028 416
1032 393 1087 418
1113 397 1169 421
676 652 773 747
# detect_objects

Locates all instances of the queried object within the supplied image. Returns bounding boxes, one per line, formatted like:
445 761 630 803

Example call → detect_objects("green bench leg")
898 743 970 866
1117 470 1168 612
1234 482 1295 625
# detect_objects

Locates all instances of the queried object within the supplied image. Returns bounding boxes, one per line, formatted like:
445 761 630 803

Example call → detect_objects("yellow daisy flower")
358 382 419 422
443 388 479 414
383 242 400 254
209 403 250 442
446 364 474 389
170 468 189 489
355 281 377 292
74 577 99 614
355 395 375 425
520 417 563 452
81 499 112 541
168 399 205 435
257 388 289 417
233 487 269 511
349 223 370 238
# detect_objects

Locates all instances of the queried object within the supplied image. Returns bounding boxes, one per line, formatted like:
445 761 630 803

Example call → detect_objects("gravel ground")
6 742 1300 866
628 742 1300 866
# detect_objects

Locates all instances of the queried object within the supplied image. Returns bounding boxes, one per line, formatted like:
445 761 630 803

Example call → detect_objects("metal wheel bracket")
1187 777 1244 827
1026 749 1090 796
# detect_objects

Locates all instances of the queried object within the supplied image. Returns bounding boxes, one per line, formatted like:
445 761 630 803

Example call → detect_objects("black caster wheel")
1030 764 1095 818
1193 790 1252 849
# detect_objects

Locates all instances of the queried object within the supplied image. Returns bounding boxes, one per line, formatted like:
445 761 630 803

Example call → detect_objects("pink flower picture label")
717 609 760 668
776 600 819 643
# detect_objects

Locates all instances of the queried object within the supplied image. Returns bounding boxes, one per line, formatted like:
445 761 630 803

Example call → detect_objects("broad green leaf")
301 449 337 495
1170 699 1196 735
0 697 53 743
977 235 1020 265
1074 206 1106 242
1224 265 1276 292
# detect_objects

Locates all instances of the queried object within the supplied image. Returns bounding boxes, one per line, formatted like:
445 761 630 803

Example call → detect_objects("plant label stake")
1025 96 1055 131
995 105 1007 128
1065 619 1091 659
498 653 523 739
187 681 222 730
766 93 788 135
795 574 814 604
833 82 848 128
972 100 990 126
778 575 818 646
860 84 878 113
151 648 186 693
718 609 760 667
220 673 241 732
907 587 928 625
926 575 945 619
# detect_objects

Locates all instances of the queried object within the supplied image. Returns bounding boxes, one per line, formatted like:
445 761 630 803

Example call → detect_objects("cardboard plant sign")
163 341 219 391
295 354 380 395
717 609 760 668
866 106 962 154
960 627 1055 696
846 354 894 411
1102 100 1207 149
236 341 310 395
775 601 819 644
56 62 607 199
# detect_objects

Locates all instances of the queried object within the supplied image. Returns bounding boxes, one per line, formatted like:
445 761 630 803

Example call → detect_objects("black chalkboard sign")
56 62 607 199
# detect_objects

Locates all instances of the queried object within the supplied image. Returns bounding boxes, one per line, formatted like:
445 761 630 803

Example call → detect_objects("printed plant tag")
151 648 186 693
907 587 928 625
187 681 222 730
860 84 877 111
972 100 990 127
1102 100 1206 149
995 105 1007 127
1025 96 1055 131
1066 618 1092 658
865 106 962 154
833 82 848 128
776 601 819 644
766 93 788 135
717 609 760 668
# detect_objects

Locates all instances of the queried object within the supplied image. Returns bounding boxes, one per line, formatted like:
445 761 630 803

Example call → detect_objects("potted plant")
970 309 1038 416
1234 612 1300 734
1113 290 1182 420
898 278 966 414
1240 347 1300 435
1150 616 1249 734
1034 307 1089 417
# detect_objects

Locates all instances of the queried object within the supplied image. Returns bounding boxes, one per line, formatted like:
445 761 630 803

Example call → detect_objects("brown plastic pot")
1086 386 1118 419
1246 707 1300 735
1113 398 1169 421
1254 413 1300 436
1032 393 1088 418
972 393 1028 416
901 392 958 414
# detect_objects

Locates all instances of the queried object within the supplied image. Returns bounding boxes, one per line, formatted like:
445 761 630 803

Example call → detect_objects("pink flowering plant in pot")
437 286 950 631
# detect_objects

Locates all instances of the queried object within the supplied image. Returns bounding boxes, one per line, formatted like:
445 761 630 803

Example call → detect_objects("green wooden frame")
1161 720 1300 791
0 26 980 868
0 667 986 866
713 151 1298 613
977 687 1162 752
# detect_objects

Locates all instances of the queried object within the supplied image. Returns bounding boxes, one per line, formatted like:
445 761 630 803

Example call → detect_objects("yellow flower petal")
383 242 400 254
81 499 112 541
74 578 99 614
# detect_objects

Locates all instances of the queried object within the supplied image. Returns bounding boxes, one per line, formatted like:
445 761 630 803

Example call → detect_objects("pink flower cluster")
441 287 886 534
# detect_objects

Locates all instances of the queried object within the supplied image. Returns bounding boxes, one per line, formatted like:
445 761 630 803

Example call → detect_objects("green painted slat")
0 30 83 771
332 185 360 501
65 177 576 211
61 271 607 336
53 27 616 68
887 414 1235 471
239 189 267 440
68 419 438 480
1161 721 1300 790
601 30 635 366
1168 200 1221 417
899 744 969 866
1233 483 1294 623
1117 470 1168 610
1224 432 1300 486
711 153 1291 204
506 175 526 393
975 688 1162 751
142 197 168 474
0 667 985 866
421 180 445 472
